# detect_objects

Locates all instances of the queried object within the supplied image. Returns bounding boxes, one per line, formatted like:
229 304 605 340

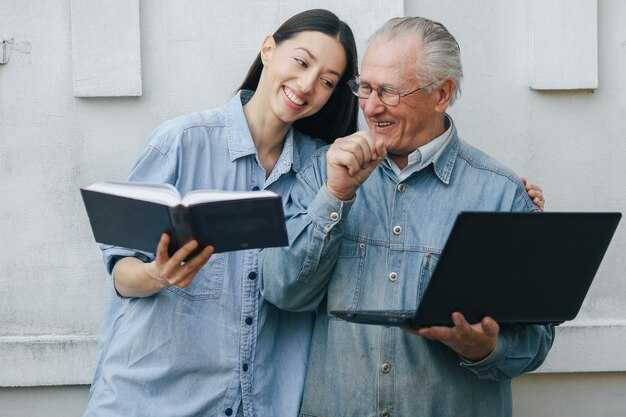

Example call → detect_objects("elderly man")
260 16 554 417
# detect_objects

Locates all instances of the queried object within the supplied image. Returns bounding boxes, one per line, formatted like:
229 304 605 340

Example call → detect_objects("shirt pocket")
416 250 440 303
167 252 227 300
327 241 367 311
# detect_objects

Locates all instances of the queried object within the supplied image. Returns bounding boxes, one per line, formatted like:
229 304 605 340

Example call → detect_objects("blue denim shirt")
84 91 324 417
260 118 555 417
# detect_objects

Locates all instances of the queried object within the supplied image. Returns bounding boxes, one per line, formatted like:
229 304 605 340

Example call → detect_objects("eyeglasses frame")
347 78 438 106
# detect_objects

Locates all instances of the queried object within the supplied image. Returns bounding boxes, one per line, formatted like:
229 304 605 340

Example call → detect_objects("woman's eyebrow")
294 47 316 59
294 47 341 77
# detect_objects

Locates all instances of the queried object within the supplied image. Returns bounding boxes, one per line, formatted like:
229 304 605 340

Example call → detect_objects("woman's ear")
260 35 276 66
434 78 455 113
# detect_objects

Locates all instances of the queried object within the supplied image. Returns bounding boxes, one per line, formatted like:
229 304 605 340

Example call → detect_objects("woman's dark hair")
238 9 358 144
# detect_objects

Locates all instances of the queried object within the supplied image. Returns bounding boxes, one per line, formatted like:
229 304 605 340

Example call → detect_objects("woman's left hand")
522 177 545 211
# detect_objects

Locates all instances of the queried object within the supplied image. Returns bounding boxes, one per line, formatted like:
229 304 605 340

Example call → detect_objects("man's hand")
521 177 545 211
326 131 387 201
405 312 499 362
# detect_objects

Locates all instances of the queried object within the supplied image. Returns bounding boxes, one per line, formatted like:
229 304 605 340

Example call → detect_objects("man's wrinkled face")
358 36 444 165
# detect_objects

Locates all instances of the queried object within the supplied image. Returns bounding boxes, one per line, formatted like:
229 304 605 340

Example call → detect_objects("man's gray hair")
368 17 463 105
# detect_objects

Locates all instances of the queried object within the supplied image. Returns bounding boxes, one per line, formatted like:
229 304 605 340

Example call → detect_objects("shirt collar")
431 115 460 185
384 115 453 181
226 90 297 175
227 90 258 162
266 130 296 184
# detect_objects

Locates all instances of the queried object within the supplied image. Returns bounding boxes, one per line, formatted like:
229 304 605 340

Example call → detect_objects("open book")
81 181 288 254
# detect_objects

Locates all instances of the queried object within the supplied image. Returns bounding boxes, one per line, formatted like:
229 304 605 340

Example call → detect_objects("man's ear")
434 78 455 113
260 35 276 66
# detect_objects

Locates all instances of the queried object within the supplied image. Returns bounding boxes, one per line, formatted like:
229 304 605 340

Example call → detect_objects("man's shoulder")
455 138 521 184
451 138 538 212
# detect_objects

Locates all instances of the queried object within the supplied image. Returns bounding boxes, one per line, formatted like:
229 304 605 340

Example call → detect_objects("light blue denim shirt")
84 91 324 417
260 117 555 417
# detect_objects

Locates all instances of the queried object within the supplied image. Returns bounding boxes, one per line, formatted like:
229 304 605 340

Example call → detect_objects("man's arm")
260 132 386 312
260 181 352 311
407 312 555 380
460 322 555 380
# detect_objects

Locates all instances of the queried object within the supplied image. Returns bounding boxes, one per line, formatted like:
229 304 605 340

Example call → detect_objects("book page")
182 189 279 206
83 181 182 206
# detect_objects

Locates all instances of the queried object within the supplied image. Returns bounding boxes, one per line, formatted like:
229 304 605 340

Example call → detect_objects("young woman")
83 9 359 417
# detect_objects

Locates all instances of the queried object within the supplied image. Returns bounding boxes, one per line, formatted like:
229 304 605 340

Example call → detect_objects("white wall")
1 0 625 415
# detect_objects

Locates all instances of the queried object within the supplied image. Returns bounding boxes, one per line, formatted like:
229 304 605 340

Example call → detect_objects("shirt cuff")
101 244 154 276
307 183 355 234
459 332 511 376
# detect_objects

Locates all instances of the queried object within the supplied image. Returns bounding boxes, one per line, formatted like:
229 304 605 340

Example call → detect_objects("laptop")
330 212 621 327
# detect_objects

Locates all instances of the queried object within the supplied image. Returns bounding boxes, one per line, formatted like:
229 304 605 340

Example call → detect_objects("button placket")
239 255 258 411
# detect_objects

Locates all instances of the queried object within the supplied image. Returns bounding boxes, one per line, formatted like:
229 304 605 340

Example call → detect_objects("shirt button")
397 183 406 193
393 225 402 235
245 317 253 325
225 408 233 416
330 211 340 221
380 411 390 417
248 271 257 280
252 186 260 191
381 362 391 373
242 363 249 372
388 272 398 282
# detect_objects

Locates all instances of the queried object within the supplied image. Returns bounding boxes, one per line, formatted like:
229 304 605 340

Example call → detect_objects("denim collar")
431 115 460 185
226 90 298 172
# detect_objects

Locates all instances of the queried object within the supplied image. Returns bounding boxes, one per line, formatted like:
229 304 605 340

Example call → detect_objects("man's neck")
389 115 449 169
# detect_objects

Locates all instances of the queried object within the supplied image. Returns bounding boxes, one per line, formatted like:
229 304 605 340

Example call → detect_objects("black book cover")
81 187 288 255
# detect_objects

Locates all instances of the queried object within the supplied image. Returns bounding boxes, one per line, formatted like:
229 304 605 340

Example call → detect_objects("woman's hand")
114 233 214 297
522 177 545 211
149 233 215 289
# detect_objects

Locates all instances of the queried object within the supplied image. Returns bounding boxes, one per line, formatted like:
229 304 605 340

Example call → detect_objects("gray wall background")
1 0 625 416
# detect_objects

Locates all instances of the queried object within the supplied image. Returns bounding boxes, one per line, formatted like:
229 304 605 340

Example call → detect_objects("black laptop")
330 212 621 327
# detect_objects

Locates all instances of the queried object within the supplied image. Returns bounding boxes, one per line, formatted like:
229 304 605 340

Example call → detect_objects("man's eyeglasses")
347 78 436 106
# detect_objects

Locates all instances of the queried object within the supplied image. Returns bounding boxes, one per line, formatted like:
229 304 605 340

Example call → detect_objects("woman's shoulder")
144 105 228 153
155 105 226 138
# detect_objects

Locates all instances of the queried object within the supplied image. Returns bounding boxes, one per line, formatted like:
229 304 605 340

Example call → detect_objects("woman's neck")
243 94 291 178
